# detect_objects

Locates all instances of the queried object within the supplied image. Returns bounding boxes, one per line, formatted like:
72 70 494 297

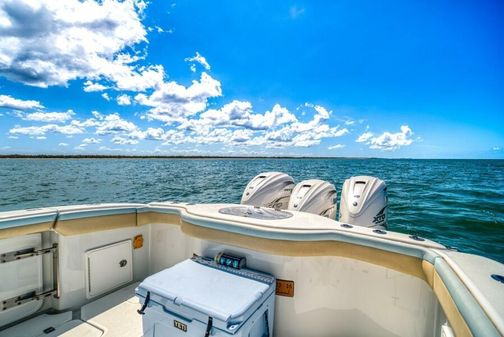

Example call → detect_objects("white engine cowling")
287 179 337 219
339 176 388 229
241 172 294 209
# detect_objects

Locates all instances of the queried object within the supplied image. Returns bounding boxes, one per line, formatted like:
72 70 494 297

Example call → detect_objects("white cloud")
9 124 84 137
136 72 222 122
83 81 107 92
357 125 414 151
356 131 373 143
22 110 74 123
181 101 298 132
102 93 111 101
369 125 413 150
92 111 104 120
248 104 348 148
184 51 211 71
7 103 348 149
105 64 165 92
170 102 348 148
117 94 132 105
245 104 298 130
328 144 345 149
0 94 44 110
82 137 101 144
9 110 158 145
95 113 138 135
0 0 160 91
58 142 69 146
111 136 139 145
194 100 253 127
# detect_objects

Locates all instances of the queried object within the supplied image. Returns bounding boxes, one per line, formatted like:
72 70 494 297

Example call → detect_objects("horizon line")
0 154 501 160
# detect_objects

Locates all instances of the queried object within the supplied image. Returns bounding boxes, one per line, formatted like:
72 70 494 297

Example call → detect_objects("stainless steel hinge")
1 289 57 311
1 243 58 264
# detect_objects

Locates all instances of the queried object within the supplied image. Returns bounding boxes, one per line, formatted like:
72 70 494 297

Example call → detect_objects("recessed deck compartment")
85 240 133 298
136 256 276 337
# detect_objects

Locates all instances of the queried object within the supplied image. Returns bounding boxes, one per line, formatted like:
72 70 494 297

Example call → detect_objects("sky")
0 0 502 158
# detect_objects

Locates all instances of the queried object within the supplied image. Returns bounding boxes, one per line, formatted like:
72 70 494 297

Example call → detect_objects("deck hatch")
85 240 132 298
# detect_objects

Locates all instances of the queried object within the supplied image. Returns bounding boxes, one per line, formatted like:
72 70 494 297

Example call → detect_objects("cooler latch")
204 316 213 337
137 291 151 315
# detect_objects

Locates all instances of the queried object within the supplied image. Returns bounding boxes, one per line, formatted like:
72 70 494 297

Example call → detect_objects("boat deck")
0 283 141 337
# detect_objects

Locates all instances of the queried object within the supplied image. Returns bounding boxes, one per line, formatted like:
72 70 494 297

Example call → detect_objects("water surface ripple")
0 158 502 263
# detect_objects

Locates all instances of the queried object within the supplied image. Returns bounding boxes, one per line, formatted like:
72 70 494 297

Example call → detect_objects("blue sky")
0 0 502 158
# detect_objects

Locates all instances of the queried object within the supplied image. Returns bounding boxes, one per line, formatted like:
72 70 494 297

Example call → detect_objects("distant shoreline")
0 154 500 160
0 154 371 159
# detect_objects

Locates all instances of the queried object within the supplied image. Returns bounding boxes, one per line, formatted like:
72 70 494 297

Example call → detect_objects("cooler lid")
137 259 272 322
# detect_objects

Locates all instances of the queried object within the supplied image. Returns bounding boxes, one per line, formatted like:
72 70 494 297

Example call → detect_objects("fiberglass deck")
0 283 141 337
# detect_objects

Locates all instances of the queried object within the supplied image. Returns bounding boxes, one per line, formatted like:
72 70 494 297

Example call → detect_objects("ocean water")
0 158 503 263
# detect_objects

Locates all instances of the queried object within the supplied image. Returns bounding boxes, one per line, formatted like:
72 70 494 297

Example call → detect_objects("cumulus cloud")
180 101 298 132
136 72 222 122
94 113 138 135
22 110 74 123
83 81 108 92
328 144 345 149
245 104 298 130
357 125 414 151
0 0 160 91
0 94 44 110
166 103 349 148
82 137 101 144
8 110 142 142
184 52 211 72
6 100 353 150
117 94 132 105
162 103 348 148
9 124 84 137
250 104 348 148
111 136 139 145
58 142 69 146
356 131 373 143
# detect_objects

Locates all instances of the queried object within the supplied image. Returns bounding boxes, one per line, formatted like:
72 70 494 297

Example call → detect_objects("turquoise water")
0 158 503 263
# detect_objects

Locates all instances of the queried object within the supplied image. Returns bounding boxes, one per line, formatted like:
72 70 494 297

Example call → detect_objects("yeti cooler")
136 256 275 337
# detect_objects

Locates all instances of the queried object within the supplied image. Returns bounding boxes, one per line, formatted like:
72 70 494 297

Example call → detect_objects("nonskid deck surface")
0 283 142 337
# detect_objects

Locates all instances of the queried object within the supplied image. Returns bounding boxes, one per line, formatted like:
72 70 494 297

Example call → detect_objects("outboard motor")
241 172 294 209
339 176 388 229
287 179 337 219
